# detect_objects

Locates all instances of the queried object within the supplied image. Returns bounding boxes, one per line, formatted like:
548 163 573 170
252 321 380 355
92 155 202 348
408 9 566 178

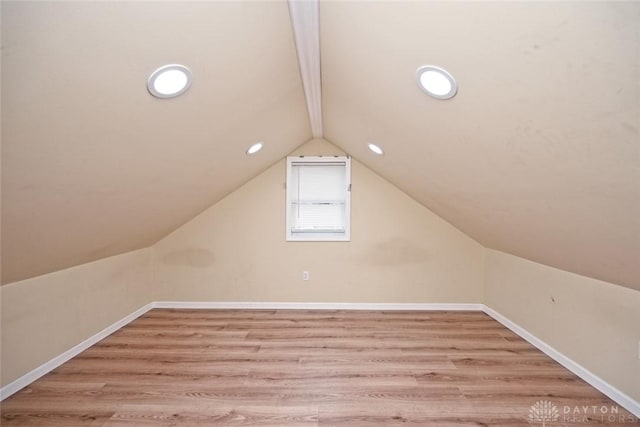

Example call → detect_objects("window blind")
289 161 347 235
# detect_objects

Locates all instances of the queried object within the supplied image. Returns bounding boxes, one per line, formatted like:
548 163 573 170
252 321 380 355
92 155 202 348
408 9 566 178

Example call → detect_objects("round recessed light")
368 143 384 155
148 64 192 98
246 142 264 155
416 65 457 100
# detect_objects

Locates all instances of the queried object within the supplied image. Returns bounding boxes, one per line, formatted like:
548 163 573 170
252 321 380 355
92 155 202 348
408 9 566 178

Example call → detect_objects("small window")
286 156 351 241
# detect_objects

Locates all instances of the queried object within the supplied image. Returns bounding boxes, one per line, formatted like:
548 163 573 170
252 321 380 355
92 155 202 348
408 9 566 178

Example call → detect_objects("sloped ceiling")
1 1 311 283
2 1 639 290
321 1 640 290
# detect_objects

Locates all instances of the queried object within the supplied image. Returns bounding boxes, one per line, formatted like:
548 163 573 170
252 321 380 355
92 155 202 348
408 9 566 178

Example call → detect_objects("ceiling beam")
288 0 323 138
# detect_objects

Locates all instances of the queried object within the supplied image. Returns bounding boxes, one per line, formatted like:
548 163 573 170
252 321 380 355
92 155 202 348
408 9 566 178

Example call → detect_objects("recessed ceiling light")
416 65 457 100
368 143 384 155
246 142 264 155
148 64 192 98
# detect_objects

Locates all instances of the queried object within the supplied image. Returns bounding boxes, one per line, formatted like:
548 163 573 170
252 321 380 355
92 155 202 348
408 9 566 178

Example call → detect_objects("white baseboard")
2 300 638 419
482 305 640 418
0 303 155 401
0 301 478 401
153 301 483 311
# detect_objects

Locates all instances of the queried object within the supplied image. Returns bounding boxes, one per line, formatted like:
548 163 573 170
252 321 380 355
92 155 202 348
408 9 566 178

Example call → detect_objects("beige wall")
484 249 640 402
3 138 638 407
0 248 152 386
152 139 485 303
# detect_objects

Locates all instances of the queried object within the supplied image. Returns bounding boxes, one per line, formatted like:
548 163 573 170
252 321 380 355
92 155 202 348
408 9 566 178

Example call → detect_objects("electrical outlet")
302 271 309 281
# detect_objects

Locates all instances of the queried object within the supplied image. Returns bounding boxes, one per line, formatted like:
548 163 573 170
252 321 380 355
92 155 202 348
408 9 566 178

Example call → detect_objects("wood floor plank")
105 403 318 427
2 309 637 426
317 400 479 426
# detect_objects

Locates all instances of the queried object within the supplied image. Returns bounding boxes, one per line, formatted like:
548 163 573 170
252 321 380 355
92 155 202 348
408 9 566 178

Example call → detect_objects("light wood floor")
1 309 637 426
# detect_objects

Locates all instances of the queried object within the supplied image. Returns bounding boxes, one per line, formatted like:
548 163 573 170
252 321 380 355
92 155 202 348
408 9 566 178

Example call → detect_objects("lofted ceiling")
320 1 639 290
2 1 639 290
1 1 311 283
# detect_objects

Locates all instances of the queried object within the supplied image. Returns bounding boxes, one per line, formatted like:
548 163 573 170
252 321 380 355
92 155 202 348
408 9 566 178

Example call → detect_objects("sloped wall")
0 248 152 387
151 139 485 303
485 249 640 402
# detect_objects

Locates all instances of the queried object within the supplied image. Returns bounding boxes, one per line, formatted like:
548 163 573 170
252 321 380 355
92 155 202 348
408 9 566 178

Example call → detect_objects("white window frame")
286 156 351 241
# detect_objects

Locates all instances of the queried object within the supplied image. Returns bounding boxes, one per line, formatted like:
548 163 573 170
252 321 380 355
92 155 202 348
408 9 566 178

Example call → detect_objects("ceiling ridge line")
288 0 323 138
